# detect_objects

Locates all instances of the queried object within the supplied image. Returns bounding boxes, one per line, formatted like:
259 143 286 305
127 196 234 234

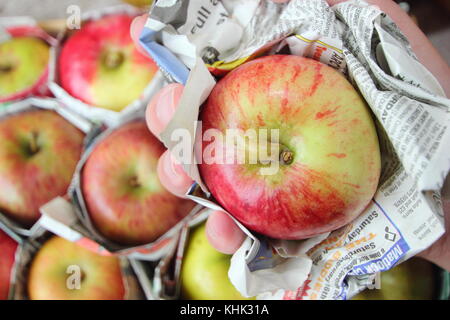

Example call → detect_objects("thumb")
146 83 184 138
206 210 246 254
157 149 194 198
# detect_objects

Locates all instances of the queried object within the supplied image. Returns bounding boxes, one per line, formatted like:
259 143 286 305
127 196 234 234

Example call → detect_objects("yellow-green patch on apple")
0 37 49 100
352 258 436 300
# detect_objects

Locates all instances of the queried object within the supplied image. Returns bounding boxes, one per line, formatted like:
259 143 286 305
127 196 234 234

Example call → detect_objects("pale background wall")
0 0 448 63
0 0 123 20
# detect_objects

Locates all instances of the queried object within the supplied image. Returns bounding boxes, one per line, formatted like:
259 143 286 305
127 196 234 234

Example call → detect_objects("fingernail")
164 151 191 187
130 15 143 40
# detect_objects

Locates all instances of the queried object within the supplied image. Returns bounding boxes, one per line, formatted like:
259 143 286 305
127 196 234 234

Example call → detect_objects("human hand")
129 0 294 255
131 0 450 259
130 13 247 254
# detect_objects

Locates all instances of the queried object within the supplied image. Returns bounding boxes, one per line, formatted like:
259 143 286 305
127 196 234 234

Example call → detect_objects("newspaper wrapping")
151 207 209 300
128 207 210 300
6 224 145 300
139 0 450 299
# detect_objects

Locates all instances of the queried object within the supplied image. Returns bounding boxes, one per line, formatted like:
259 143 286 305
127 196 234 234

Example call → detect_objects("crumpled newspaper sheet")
140 0 450 299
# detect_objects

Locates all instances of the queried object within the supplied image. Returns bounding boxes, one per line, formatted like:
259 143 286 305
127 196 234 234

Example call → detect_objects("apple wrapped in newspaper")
199 55 381 239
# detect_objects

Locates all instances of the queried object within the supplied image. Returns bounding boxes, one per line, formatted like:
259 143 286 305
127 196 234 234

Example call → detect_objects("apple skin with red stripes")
82 121 195 246
59 14 158 111
0 229 18 300
0 110 85 227
199 55 381 240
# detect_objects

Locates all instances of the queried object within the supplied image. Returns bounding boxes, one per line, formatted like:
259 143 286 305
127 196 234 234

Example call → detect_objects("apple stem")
129 176 141 188
29 131 40 155
0 64 12 73
234 139 294 166
80 270 86 282
280 149 294 165
104 51 124 69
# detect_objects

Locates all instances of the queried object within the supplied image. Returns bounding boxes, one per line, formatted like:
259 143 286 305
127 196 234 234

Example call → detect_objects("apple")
0 109 85 227
352 258 436 300
28 236 125 300
82 121 194 246
121 0 153 8
0 36 50 103
180 223 253 300
199 55 381 240
58 14 158 111
0 229 18 300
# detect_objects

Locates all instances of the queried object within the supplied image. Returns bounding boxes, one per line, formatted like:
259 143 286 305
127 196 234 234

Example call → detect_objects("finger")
130 14 150 56
206 210 246 254
157 149 194 198
326 0 348 6
146 83 184 138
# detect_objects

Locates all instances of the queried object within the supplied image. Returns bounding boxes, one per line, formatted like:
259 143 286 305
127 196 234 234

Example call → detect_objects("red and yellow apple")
28 236 125 300
180 223 252 300
82 121 194 246
0 36 50 103
59 14 158 111
0 109 85 227
0 229 18 300
199 55 381 240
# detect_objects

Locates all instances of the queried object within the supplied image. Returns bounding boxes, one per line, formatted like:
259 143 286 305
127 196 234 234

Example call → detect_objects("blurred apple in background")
0 229 18 300
0 37 49 103
0 110 85 227
199 55 381 240
28 236 125 300
58 14 158 111
82 121 194 246
352 258 436 300
122 0 153 8
180 223 253 300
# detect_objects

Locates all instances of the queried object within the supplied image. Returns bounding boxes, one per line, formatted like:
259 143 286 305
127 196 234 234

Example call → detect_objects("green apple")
0 37 50 102
180 223 253 300
352 258 436 300
28 236 126 300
